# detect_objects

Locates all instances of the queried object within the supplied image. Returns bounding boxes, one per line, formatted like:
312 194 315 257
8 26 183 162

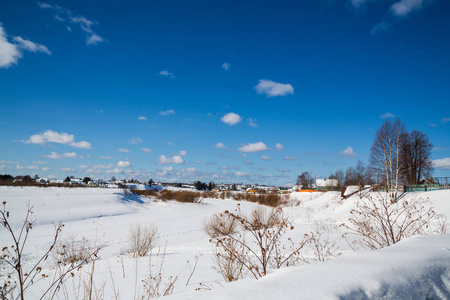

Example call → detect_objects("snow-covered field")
0 186 449 299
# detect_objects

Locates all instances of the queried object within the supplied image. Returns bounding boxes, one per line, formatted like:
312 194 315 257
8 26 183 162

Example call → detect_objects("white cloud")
157 166 174 176
275 143 284 151
0 160 18 164
350 0 370 8
37 3 105 46
195 160 201 164
261 155 272 160
180 150 187 156
238 142 270 153
283 156 297 161
221 113 242 126
159 110 175 116
13 36 51 54
342 146 357 158
138 116 147 121
254 79 294 97
158 155 185 164
61 167 75 172
222 62 230 71
390 0 424 16
36 1 52 9
54 14 65 22
0 24 51 69
100 156 111 160
213 142 230 150
42 151 78 159
248 118 259 128
117 161 131 168
118 148 129 153
158 70 175 78
0 25 22 68
69 141 91 149
236 171 249 177
221 165 239 170
27 130 91 149
86 33 104 45
42 152 61 159
16 164 38 170
140 148 151 154
63 152 78 158
106 168 124 174
371 20 391 35
442 118 450 124
129 137 143 144
42 166 50 171
70 16 94 33
432 158 450 170
380 112 396 119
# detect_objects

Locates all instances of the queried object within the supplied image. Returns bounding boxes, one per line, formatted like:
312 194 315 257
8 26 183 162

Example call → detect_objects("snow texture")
0 186 449 299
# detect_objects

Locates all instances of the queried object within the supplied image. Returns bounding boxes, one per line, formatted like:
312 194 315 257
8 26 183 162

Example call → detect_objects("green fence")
404 185 445 192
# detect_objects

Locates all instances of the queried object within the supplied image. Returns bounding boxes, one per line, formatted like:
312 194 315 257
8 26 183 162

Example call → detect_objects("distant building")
315 179 338 188
49 179 64 184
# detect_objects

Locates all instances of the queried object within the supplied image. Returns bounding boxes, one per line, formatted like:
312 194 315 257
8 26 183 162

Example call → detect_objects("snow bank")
168 234 450 300
1 187 449 299
0 186 141 227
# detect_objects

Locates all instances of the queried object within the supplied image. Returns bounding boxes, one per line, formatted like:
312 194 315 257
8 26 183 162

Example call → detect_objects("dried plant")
204 212 243 282
139 246 178 299
127 224 158 257
342 193 447 250
205 206 309 279
54 236 95 265
0 201 100 300
305 230 342 262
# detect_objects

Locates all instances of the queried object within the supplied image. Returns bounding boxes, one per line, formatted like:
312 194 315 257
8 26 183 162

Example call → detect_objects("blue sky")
1 0 449 185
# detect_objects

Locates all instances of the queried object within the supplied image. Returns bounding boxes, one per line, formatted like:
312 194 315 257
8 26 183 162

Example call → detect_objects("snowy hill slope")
0 186 449 299
168 234 450 300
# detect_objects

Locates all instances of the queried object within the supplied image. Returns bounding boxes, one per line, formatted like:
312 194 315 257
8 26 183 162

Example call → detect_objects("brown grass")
133 189 159 197
134 189 285 207
229 193 285 207
157 190 202 203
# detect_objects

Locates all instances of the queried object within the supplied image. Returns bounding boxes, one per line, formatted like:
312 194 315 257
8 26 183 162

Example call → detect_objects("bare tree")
344 167 357 186
355 160 366 187
369 119 406 200
296 172 314 189
400 130 433 184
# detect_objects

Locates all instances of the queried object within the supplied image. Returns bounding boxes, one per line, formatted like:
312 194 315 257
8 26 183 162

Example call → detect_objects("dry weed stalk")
205 206 309 279
306 230 342 262
0 201 100 300
127 224 158 257
139 246 178 299
342 193 447 250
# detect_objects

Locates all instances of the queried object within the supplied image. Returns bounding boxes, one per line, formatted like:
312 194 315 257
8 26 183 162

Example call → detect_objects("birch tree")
369 119 406 201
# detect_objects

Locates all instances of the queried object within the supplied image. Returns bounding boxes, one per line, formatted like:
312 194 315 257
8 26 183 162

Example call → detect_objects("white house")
315 179 338 188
